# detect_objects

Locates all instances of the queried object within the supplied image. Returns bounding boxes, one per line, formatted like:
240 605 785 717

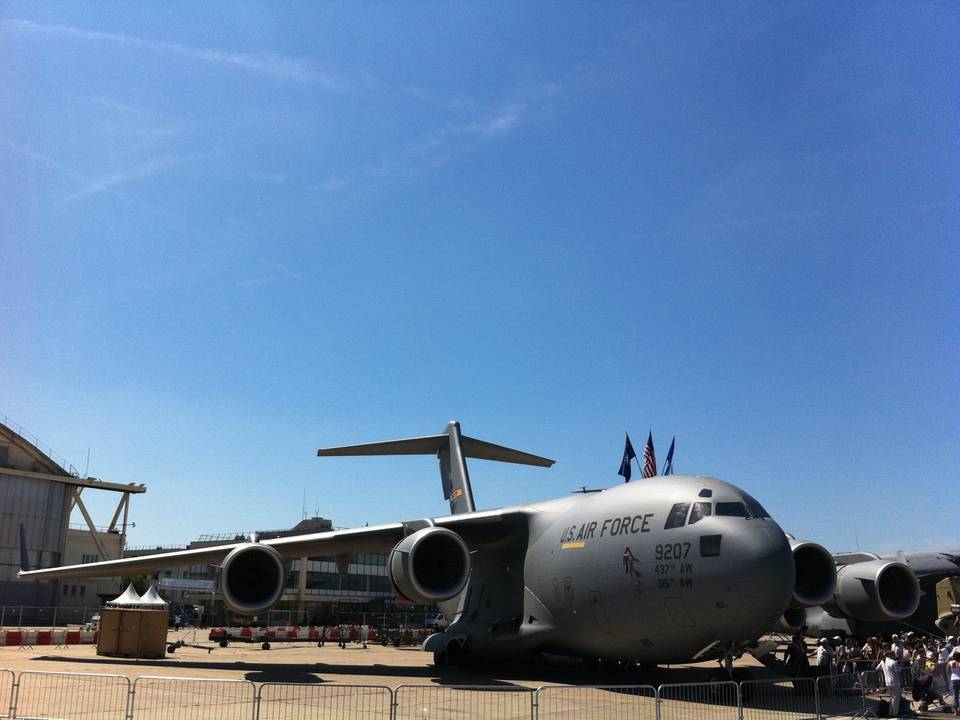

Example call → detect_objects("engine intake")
389 527 470 604
776 608 808 633
828 559 920 621
220 543 287 614
789 539 837 608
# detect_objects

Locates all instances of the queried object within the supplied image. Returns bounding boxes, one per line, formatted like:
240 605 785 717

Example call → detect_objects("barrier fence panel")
814 673 863 718
256 683 392 720
132 676 256 720
657 681 740 720
393 685 534 720
739 678 817 720
13 671 130 720
536 684 656 720
0 669 13 719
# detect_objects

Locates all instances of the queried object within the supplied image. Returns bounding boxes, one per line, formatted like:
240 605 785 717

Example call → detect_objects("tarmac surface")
0 630 950 718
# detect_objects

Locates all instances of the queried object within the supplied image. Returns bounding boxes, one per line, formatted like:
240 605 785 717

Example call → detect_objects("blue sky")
1 2 957 553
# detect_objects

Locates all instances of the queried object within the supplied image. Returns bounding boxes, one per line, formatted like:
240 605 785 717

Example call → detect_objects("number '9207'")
654 542 690 560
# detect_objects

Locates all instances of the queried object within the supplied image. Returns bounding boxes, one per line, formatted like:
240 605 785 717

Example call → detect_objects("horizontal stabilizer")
318 421 554 515
318 433 554 467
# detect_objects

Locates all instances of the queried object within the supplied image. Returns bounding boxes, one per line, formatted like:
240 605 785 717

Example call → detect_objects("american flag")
642 431 657 478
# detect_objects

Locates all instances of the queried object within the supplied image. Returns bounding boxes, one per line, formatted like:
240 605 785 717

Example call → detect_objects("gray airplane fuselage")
441 475 795 663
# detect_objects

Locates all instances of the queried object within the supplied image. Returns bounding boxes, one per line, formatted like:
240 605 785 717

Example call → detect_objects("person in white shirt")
891 634 904 661
877 648 903 716
814 638 834 677
943 637 957 664
948 650 960 718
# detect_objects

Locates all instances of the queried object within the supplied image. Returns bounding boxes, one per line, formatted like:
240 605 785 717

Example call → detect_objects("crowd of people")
784 631 960 716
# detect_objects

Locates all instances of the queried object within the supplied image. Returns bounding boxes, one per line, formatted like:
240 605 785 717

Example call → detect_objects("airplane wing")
832 549 960 577
18 509 527 581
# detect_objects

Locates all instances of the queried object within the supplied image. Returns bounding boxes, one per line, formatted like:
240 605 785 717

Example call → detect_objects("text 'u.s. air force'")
559 514 654 544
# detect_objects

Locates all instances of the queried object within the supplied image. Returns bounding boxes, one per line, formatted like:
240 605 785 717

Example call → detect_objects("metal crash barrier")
740 677 817 720
257 682 393 720
0 669 13 719
393 685 535 720
13 670 130 720
132 676 256 720
657 680 740 720
0 668 876 719
536 684 657 719
814 673 864 718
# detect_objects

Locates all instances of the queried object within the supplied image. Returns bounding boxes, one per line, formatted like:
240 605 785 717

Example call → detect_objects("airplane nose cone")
726 523 794 637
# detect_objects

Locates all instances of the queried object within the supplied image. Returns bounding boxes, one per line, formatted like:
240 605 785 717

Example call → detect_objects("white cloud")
63 154 184 202
1 18 336 85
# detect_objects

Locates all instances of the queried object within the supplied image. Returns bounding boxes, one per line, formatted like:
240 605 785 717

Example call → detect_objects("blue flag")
663 436 675 476
617 433 637 483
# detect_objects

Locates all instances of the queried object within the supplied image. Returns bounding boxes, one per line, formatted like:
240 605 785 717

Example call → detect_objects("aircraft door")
589 590 613 633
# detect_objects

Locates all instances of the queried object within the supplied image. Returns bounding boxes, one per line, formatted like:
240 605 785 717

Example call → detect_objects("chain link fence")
0 606 100 628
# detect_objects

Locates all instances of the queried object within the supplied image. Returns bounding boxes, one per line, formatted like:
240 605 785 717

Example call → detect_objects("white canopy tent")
139 584 169 608
105 583 145 608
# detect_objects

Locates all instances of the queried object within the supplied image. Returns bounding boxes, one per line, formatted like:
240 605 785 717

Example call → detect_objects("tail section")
317 421 554 515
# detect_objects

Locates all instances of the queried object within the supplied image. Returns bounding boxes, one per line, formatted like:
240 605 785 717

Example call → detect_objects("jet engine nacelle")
789 538 837 608
219 542 287 615
389 527 470 604
826 559 920 622
776 608 808 633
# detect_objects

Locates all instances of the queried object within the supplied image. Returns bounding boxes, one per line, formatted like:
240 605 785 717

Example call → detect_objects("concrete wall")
58 528 125 609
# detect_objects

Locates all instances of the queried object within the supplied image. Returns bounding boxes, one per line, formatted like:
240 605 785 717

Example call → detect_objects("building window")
79 585 85 596
70 585 76 596
63 585 69 596
81 553 99 564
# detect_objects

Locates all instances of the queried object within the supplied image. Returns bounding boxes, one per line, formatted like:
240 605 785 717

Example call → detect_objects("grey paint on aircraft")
28 421 943 664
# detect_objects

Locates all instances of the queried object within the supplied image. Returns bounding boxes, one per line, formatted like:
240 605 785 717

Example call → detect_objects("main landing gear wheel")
261 641 271 650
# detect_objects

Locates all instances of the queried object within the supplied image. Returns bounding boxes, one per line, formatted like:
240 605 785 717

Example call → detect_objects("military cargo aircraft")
18 421 938 666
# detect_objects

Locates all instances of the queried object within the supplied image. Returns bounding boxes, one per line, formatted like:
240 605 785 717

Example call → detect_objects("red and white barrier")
209 625 378 643
0 628 97 646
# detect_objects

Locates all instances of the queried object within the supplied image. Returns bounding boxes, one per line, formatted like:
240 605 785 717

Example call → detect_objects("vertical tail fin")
317 420 554 515
19 523 30 572
437 421 475 514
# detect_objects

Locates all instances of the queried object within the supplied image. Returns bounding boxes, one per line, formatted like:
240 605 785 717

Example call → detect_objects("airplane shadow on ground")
30 654 518 686
32 652 754 688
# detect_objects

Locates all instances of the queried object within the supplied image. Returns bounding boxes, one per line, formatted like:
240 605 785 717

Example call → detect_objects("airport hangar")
0 418 433 626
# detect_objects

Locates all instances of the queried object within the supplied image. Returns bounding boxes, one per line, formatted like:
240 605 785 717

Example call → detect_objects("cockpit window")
742 493 771 519
664 502 690 529
688 501 712 525
715 501 748 517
